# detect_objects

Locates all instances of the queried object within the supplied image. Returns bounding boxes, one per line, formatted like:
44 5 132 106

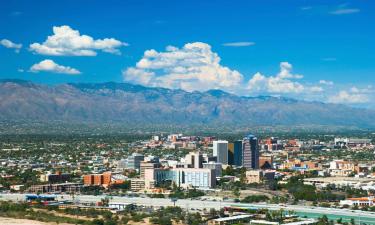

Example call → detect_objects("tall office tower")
213 140 228 164
185 151 203 168
242 135 259 169
140 161 161 178
228 143 234 165
233 140 243 166
127 153 144 171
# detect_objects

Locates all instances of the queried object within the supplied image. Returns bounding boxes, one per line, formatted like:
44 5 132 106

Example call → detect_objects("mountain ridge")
0 79 374 129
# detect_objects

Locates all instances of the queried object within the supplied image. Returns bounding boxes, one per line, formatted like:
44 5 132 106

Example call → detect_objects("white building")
334 137 372 147
213 140 228 164
145 167 216 189
185 151 203 168
340 197 375 207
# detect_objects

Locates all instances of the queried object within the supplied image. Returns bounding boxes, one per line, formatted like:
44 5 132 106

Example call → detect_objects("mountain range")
1 79 375 131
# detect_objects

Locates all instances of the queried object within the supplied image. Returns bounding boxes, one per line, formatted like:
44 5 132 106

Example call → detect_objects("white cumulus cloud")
29 25 128 56
123 42 373 107
328 86 372 104
247 62 304 93
309 86 324 92
123 42 244 92
30 59 81 75
0 39 22 53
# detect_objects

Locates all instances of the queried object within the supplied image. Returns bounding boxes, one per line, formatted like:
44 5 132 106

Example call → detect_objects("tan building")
329 160 356 177
330 160 355 171
228 142 234 165
330 169 353 177
140 161 160 178
280 159 302 170
184 151 203 168
280 159 320 171
245 170 263 184
130 178 145 192
259 155 273 168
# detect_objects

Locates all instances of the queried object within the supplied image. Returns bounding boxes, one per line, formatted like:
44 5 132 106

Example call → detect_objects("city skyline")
2 1 375 224
1 0 374 108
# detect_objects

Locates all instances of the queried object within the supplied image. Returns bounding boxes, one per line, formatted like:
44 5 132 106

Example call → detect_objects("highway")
2 193 375 224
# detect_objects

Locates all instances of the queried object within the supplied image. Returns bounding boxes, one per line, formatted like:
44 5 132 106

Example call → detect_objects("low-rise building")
28 183 83 193
130 178 145 192
245 170 275 184
259 155 273 169
304 177 375 189
334 138 372 147
246 170 263 184
250 219 317 225
144 167 216 189
10 184 24 191
40 171 71 183
83 172 114 187
340 197 375 207
208 214 253 225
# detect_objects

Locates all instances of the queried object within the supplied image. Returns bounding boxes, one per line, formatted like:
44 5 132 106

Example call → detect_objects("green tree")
233 187 240 198
318 215 329 225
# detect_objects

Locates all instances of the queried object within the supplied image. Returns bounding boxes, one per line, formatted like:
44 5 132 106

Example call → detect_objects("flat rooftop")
304 177 375 183
213 214 253 222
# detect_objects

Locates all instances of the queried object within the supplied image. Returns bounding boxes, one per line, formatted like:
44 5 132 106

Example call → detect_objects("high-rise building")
117 159 128 169
185 151 203 168
233 140 243 167
203 161 222 177
127 153 144 171
228 143 234 165
242 135 259 169
213 140 228 164
140 161 161 178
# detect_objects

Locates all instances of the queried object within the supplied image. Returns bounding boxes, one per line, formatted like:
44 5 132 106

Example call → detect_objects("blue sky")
0 0 374 108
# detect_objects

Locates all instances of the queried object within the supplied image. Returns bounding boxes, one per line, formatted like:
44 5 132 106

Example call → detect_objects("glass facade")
152 168 214 188
243 135 259 169
234 140 243 166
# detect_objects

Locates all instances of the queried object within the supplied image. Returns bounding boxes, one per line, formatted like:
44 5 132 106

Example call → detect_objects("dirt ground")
0 217 72 225
0 216 185 225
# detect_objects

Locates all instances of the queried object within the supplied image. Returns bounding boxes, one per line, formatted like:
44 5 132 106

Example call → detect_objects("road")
2 193 375 224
